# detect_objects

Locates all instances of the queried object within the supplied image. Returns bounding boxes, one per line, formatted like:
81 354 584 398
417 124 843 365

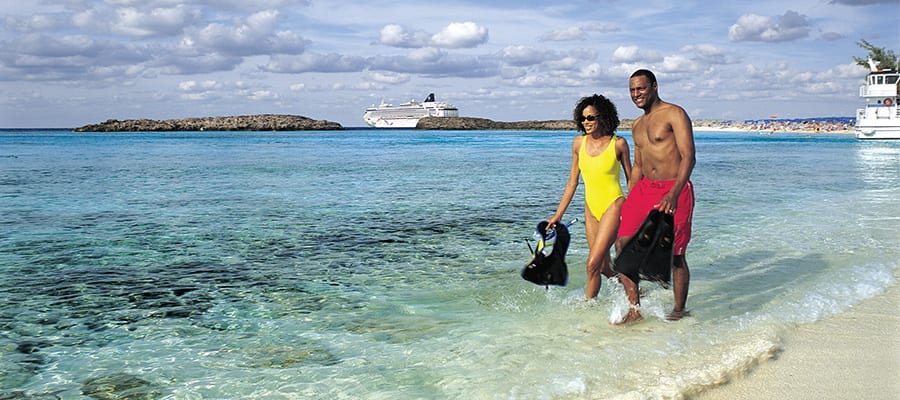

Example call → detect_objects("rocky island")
72 112 852 133
417 116 634 131
73 114 342 132
416 117 573 130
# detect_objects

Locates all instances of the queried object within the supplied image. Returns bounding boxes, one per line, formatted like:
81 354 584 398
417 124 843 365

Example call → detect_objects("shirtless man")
614 69 696 324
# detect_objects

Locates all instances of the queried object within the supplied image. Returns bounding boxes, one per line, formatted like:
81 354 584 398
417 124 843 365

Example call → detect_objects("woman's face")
581 105 601 135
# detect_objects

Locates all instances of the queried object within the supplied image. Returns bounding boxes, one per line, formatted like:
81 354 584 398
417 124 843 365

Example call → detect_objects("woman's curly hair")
573 94 619 136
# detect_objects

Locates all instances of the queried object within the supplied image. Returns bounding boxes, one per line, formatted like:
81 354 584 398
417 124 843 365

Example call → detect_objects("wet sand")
698 268 900 400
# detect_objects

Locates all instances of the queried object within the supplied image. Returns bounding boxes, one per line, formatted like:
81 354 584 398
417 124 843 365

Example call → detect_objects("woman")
549 94 631 299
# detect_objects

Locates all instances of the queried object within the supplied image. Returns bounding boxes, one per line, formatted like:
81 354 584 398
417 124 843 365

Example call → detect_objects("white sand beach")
698 268 900 400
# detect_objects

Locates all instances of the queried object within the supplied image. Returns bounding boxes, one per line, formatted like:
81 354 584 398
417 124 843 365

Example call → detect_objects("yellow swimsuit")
578 135 624 220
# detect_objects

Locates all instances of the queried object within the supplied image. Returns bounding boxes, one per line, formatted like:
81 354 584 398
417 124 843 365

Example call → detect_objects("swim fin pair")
613 209 673 288
521 220 570 287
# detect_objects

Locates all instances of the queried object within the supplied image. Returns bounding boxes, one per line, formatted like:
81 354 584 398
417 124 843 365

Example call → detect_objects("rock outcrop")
416 117 575 130
74 114 342 132
416 117 635 131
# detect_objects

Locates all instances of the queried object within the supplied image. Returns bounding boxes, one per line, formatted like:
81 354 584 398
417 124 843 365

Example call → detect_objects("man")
614 69 696 324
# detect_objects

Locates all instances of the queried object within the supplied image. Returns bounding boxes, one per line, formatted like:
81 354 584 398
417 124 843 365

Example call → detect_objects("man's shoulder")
632 114 646 126
658 101 687 115
654 101 691 126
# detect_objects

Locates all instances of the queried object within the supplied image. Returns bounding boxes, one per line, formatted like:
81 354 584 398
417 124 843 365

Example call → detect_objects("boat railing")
861 85 898 97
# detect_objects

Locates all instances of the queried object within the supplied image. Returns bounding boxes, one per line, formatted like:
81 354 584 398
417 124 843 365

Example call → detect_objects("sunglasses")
579 114 601 122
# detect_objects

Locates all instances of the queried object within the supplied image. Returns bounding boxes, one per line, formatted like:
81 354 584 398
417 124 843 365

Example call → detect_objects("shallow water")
1 129 898 399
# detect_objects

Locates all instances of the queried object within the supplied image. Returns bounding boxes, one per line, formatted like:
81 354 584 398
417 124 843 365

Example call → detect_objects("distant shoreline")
692 125 854 134
691 119 854 134
0 126 856 134
4 116 856 134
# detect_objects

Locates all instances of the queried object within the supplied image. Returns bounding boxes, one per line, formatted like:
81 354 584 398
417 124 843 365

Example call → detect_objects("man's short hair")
630 69 657 85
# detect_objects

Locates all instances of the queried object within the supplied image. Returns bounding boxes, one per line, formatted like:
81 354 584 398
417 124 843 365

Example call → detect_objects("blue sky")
1 0 898 128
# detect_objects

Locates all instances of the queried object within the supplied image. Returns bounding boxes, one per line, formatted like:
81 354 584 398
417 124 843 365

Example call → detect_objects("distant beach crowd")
693 117 855 134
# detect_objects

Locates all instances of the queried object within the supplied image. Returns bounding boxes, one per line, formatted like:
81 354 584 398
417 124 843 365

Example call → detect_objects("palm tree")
853 39 899 71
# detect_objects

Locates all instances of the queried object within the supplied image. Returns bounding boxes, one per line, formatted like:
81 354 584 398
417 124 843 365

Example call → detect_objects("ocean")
1 129 898 399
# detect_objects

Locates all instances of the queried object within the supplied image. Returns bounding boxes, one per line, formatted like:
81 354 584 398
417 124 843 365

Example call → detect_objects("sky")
1 0 898 128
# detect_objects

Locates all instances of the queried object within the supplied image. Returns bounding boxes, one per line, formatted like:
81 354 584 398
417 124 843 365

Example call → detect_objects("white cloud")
499 45 554 67
112 6 200 37
659 55 702 73
246 90 278 100
546 56 581 71
541 27 586 41
178 10 309 56
261 53 367 73
378 21 488 49
178 80 220 91
378 24 431 48
611 46 662 63
577 63 604 79
370 71 411 84
541 23 620 41
408 47 445 63
728 11 811 42
430 22 489 48
681 44 737 65
368 50 500 77
583 22 621 33
3 13 61 32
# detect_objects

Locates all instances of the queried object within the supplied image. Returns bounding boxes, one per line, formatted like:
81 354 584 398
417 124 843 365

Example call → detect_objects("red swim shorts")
618 178 694 255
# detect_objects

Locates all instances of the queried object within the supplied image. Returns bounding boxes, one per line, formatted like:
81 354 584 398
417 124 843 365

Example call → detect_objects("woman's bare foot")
611 307 643 326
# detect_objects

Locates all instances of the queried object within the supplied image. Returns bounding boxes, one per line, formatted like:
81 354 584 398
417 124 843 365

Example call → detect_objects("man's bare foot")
611 307 643 326
665 309 690 321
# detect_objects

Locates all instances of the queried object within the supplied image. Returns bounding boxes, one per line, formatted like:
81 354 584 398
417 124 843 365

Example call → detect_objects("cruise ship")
363 93 459 128
855 59 900 139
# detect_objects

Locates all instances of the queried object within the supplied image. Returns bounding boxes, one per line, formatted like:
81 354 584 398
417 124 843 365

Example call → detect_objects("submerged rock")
81 373 162 400
74 114 342 132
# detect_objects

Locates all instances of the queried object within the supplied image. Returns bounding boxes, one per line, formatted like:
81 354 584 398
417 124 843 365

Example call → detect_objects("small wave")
778 261 896 324
611 333 782 400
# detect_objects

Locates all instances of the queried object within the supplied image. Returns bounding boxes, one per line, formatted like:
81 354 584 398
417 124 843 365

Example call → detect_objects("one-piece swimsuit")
578 135 624 220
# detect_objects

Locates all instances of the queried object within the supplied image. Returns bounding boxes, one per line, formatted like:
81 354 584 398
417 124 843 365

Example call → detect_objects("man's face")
629 76 656 109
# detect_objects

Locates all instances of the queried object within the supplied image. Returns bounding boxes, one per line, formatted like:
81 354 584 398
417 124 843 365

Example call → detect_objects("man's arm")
666 106 696 202
627 119 645 192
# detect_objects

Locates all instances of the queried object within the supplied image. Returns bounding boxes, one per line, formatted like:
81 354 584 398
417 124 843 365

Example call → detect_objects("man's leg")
667 255 690 320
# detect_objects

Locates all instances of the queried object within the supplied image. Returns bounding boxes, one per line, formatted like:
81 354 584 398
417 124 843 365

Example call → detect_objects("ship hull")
855 124 900 139
365 117 420 129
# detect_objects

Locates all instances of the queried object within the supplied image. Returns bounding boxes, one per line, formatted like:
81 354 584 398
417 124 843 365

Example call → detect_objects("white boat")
363 93 459 128
855 60 900 139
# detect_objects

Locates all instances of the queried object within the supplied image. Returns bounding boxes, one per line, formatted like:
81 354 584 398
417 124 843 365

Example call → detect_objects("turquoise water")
1 129 898 399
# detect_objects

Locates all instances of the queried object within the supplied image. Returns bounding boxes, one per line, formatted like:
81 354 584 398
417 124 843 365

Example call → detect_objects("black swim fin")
639 211 673 287
613 209 673 287
521 221 569 287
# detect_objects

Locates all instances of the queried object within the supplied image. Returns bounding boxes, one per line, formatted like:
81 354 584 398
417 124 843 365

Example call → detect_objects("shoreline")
693 126 855 134
697 268 900 399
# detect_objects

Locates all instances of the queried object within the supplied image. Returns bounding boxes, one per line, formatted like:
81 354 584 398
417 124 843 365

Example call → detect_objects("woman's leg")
584 198 624 299
583 207 602 299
